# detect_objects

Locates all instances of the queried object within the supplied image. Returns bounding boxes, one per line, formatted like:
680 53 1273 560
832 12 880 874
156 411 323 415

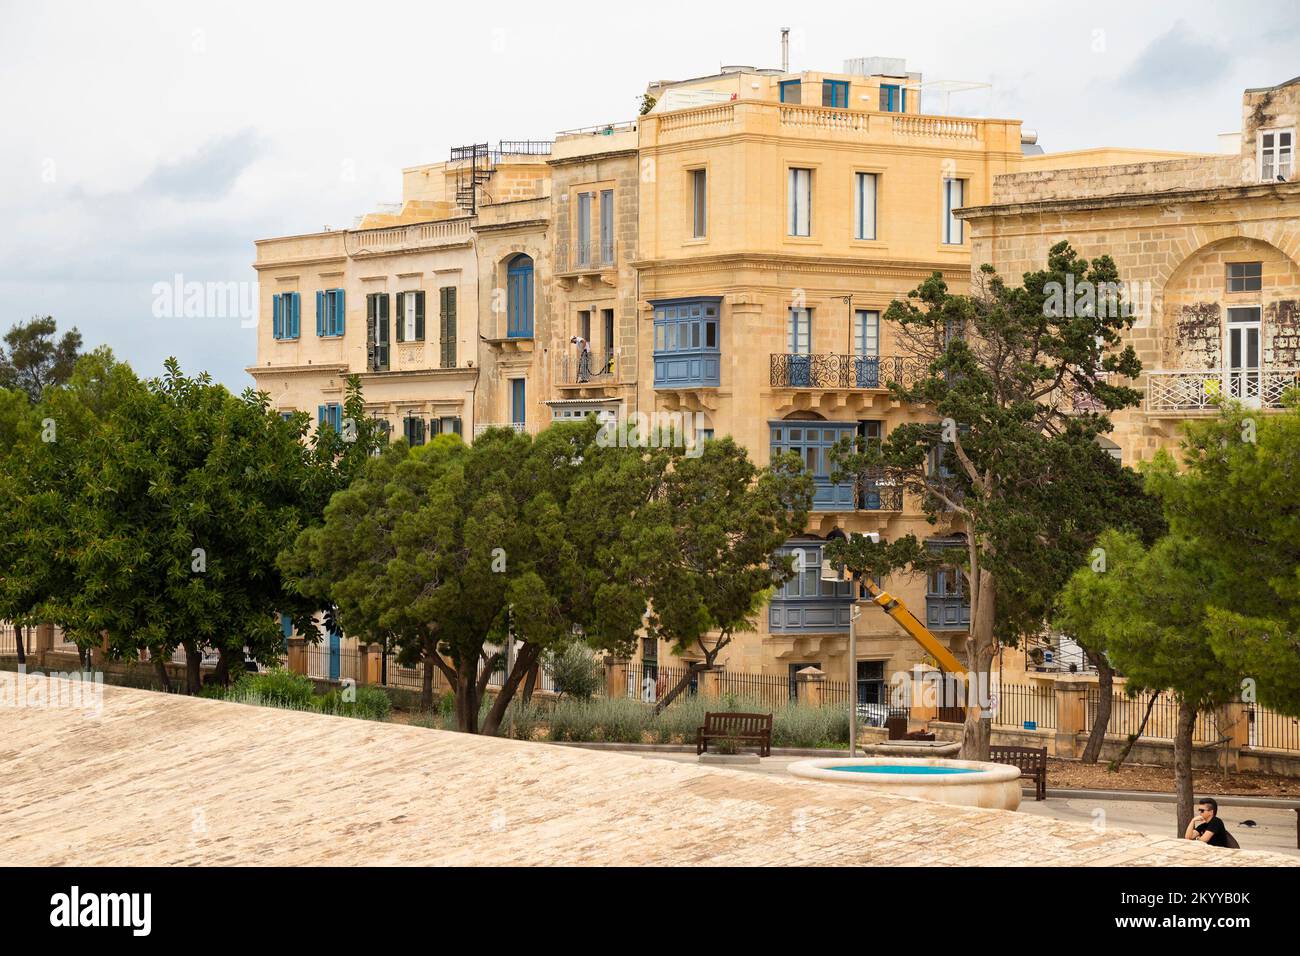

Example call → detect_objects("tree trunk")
1109 691 1159 771
654 636 729 715
182 640 202 695
456 653 480 733
481 642 541 736
1173 699 1198 836
152 651 172 693
1080 650 1113 765
15 625 26 667
420 653 435 713
214 645 234 686
521 658 539 704
960 574 996 761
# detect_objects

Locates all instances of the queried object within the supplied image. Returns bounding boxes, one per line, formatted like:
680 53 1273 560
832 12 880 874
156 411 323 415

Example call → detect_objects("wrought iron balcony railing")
555 239 617 273
769 353 928 389
557 348 618 386
1146 368 1300 411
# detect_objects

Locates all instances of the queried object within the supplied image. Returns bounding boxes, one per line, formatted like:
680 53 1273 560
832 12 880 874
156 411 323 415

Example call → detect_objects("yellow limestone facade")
632 65 1025 682
959 76 1300 466
252 63 1292 692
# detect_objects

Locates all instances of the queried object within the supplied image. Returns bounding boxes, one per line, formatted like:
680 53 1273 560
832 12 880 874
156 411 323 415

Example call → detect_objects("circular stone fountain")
788 756 1022 811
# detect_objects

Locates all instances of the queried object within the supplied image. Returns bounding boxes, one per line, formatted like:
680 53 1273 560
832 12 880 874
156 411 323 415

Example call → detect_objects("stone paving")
2 676 1295 866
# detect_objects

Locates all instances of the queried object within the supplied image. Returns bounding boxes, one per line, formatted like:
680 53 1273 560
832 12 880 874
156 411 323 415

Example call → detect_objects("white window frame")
403 292 418 342
788 167 812 237
1258 127 1294 183
690 168 707 238
942 178 965 245
854 309 880 357
788 307 812 354
854 172 877 241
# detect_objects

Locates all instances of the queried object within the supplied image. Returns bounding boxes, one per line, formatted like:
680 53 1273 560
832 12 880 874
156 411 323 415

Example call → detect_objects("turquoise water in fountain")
829 764 979 775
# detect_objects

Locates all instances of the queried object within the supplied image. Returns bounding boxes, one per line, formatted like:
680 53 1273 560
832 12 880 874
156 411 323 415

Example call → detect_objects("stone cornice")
471 218 550 235
547 148 638 168
246 363 349 377
630 251 969 280
958 181 1300 221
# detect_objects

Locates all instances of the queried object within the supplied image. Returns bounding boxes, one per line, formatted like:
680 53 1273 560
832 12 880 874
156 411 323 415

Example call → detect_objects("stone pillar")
699 667 721 699
606 659 629 700
796 666 825 708
1218 701 1248 771
30 624 55 668
286 637 308 676
366 643 383 686
1053 679 1090 759
354 642 371 687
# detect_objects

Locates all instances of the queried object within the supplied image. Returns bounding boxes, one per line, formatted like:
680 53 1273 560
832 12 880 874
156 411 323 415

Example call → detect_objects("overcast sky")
1 0 1297 390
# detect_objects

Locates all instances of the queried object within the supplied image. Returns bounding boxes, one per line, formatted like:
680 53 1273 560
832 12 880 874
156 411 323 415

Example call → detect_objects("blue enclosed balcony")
652 297 720 388
769 420 904 512
768 542 853 633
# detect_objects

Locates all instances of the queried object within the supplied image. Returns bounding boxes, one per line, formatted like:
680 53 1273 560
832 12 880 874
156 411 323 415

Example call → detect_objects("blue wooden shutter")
415 291 425 341
335 290 345 335
316 291 325 336
291 293 300 337
272 295 283 339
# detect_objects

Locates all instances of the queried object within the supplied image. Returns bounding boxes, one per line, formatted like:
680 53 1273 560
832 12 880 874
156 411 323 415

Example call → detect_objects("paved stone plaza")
2 677 1294 866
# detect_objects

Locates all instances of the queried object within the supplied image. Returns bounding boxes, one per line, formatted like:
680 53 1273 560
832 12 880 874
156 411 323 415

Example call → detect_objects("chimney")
781 28 789 72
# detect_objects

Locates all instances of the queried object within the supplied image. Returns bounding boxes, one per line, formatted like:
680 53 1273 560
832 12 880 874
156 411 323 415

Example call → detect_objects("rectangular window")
317 403 343 433
779 79 801 104
316 289 345 337
1226 261 1263 293
879 84 904 112
578 309 591 343
599 189 614 263
403 416 425 446
577 191 592 265
393 291 424 342
854 310 879 358
788 167 812 237
510 378 526 426
822 80 849 109
652 298 722 388
690 169 707 238
437 416 463 436
787 307 812 354
1260 129 1294 182
854 172 877 240
366 293 390 371
272 292 301 340
439 286 457 368
857 660 886 708
943 178 965 245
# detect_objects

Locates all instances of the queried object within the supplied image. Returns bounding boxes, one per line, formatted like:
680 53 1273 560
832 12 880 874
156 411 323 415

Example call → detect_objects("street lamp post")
848 588 862 756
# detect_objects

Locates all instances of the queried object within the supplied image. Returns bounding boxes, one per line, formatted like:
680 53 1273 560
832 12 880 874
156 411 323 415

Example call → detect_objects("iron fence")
1248 706 1300 752
1086 689 1221 745
992 682 1057 730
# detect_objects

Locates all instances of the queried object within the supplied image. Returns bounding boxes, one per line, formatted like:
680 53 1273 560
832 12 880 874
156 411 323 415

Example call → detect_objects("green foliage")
0 315 82 403
229 669 316 709
315 685 393 721
825 242 1156 690
544 642 603 700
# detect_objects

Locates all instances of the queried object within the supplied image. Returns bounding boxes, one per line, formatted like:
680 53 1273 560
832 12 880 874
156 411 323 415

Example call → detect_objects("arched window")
506 254 534 338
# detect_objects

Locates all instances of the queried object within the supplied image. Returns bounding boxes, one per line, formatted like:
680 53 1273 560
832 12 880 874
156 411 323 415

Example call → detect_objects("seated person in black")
1184 797 1232 847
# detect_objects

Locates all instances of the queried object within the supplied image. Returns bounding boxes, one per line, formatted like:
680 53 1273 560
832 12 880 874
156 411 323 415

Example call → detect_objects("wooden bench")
989 745 1047 800
696 712 773 757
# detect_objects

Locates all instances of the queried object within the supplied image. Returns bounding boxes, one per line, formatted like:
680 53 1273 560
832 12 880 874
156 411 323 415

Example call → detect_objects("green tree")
0 316 83 402
1062 529 1243 833
1144 400 1300 716
825 241 1146 759
646 437 814 713
283 419 664 729
38 356 374 691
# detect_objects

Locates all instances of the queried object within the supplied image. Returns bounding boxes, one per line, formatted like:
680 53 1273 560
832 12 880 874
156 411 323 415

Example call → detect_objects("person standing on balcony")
571 335 591 383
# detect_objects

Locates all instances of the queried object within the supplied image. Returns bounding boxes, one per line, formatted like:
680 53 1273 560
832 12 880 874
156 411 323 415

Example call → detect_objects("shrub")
498 700 544 740
545 642 604 700
229 668 316 709
649 695 710 743
314 685 393 721
197 683 227 700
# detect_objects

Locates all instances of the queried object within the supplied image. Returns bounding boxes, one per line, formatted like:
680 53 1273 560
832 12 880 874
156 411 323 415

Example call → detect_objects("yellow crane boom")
860 578 967 675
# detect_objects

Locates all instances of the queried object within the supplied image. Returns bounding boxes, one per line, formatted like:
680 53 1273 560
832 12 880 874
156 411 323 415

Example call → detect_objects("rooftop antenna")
781 27 789 72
